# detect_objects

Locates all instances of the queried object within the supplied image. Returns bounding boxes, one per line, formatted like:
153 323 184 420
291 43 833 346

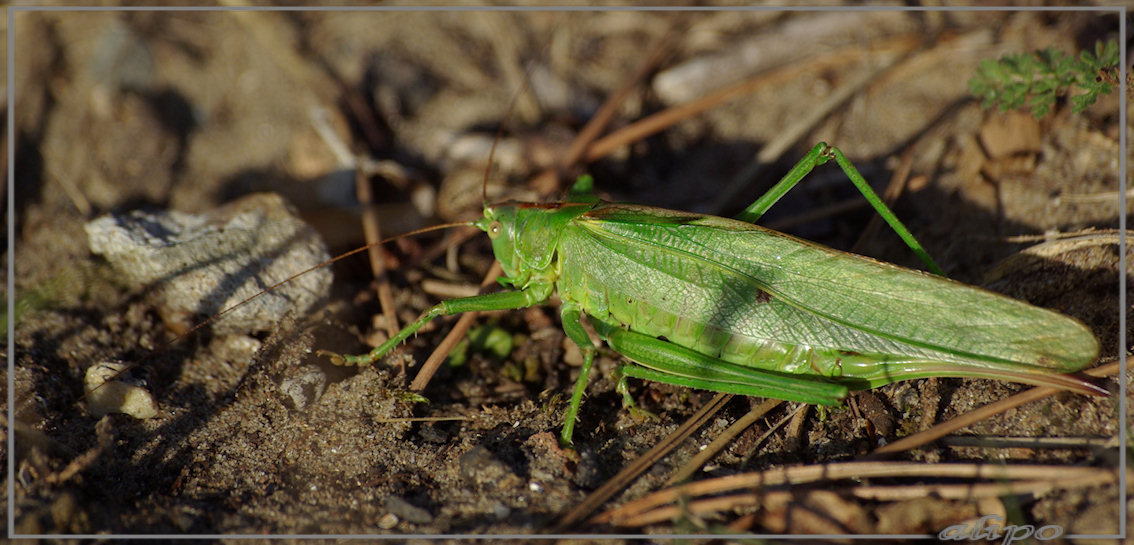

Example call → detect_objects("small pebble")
383 496 433 524
84 361 158 419
277 364 327 412
376 512 399 530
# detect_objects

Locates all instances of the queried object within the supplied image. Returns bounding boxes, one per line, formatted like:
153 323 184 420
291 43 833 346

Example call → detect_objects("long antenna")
482 35 556 206
185 221 470 342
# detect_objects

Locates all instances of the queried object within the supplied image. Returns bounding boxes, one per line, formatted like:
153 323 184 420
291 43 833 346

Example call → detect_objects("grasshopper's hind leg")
734 142 944 276
603 327 849 407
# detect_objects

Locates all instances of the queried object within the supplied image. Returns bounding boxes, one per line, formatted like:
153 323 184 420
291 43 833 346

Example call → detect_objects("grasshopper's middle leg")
559 301 597 446
734 142 944 276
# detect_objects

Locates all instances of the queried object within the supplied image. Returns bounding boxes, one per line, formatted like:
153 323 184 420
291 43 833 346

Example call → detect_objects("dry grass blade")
479 12 542 125
613 473 1114 528
550 393 733 532
939 435 1115 449
706 35 921 216
413 226 483 269
309 100 403 339
764 197 869 231
42 418 113 487
665 399 784 486
579 34 921 180
368 416 471 424
529 24 681 195
864 358 1122 459
591 461 1116 528
1002 228 1115 243
354 167 400 339
420 279 481 300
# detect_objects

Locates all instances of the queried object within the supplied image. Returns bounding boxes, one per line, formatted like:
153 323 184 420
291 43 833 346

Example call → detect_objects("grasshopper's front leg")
320 288 545 367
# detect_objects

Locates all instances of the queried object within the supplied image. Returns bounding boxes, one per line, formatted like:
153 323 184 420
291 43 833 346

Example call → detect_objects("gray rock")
86 193 332 335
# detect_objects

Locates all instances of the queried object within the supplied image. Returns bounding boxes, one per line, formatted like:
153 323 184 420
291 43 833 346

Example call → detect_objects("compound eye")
487 220 502 239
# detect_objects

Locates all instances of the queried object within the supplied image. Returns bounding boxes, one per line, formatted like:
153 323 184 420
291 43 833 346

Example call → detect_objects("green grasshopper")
321 142 1104 445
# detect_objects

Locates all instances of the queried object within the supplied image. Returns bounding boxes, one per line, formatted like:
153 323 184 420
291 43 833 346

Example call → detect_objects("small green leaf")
448 324 515 367
397 391 430 404
568 174 599 203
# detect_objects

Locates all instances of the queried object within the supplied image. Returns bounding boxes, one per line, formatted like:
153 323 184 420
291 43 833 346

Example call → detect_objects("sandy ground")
7 6 1130 541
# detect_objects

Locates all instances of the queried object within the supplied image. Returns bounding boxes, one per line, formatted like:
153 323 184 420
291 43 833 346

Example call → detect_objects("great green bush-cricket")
320 142 1103 445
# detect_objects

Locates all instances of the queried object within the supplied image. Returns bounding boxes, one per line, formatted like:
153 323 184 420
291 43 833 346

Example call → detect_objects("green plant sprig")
969 40 1119 118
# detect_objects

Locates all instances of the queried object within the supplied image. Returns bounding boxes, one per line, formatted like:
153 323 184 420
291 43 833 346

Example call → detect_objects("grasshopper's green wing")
561 204 1099 393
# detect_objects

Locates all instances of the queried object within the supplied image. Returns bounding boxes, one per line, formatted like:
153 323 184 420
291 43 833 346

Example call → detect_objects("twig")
740 403 807 468
592 461 1114 527
409 261 503 392
863 359 1122 459
706 50 906 216
613 472 1114 527
529 24 681 195
311 104 401 339
551 393 733 532
665 399 784 486
355 168 400 340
